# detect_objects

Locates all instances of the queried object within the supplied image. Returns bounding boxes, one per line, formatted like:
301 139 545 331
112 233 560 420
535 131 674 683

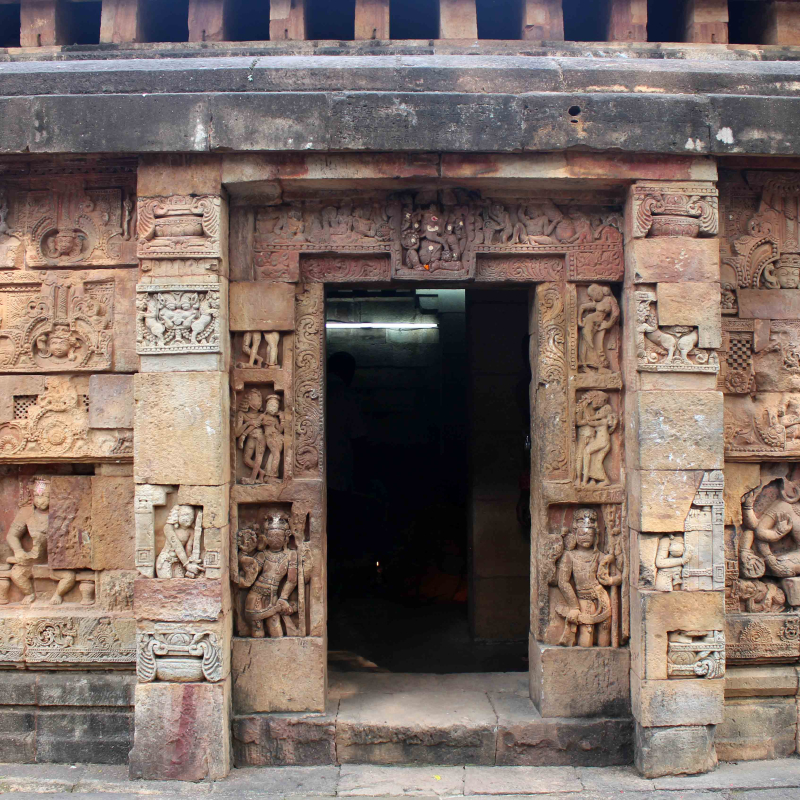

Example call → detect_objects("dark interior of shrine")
326 287 530 673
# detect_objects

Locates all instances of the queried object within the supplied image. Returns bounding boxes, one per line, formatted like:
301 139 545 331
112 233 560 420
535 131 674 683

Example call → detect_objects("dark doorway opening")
326 287 530 674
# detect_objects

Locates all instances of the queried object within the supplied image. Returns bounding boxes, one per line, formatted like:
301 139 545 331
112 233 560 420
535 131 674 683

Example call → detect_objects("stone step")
233 672 633 768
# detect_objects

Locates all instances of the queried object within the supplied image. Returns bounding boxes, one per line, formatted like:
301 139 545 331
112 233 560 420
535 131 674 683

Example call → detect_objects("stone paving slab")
653 758 800 791
464 767 583 795
211 766 339 796
1 759 800 797
339 765 464 796
574 766 655 792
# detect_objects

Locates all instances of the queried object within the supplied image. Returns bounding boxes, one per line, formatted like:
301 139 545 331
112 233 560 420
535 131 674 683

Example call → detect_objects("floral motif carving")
537 283 569 480
136 284 220 355
137 196 221 258
475 256 564 282
301 256 391 283
0 274 113 372
293 284 323 478
137 625 222 682
633 183 718 238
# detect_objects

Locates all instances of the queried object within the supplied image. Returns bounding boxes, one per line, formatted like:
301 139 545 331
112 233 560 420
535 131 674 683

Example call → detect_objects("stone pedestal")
232 636 326 713
529 637 630 719
129 680 231 781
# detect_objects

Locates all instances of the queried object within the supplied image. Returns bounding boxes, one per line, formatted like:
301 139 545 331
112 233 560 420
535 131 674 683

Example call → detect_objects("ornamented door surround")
227 189 630 718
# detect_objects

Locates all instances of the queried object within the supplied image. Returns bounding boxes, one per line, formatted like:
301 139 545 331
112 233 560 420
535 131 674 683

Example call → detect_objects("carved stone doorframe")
227 189 627 718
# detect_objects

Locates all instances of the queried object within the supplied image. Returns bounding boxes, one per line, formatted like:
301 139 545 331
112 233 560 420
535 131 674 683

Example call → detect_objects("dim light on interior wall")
325 322 438 329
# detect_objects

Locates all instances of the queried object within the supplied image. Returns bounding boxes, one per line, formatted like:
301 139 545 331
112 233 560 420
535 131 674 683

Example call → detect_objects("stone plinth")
232 637 326 713
128 679 231 781
529 637 630 719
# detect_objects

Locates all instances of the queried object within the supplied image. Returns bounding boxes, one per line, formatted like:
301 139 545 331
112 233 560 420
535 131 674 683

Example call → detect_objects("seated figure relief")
2 476 82 605
736 478 800 610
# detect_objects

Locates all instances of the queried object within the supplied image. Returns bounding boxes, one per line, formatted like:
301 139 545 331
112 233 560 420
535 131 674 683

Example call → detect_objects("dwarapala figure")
549 508 621 647
238 512 313 638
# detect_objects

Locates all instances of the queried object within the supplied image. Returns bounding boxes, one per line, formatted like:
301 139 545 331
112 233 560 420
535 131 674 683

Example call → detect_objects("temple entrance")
326 287 530 674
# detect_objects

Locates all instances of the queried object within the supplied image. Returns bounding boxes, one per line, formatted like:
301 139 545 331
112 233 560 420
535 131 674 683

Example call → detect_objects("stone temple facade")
4 0 800 783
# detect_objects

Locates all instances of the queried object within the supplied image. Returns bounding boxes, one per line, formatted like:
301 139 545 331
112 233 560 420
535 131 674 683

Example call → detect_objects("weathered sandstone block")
636 392 724 471
634 722 717 778
232 636 326 713
530 638 630 718
134 371 230 486
128 679 231 781
632 673 724 727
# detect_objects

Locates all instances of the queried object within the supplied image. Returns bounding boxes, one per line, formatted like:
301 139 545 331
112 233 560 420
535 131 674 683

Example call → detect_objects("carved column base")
529 635 630 719
128 678 231 781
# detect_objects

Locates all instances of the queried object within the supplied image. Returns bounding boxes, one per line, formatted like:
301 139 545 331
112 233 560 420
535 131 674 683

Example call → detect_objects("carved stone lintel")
253 195 623 283
632 183 719 239
293 284 323 479
136 284 221 355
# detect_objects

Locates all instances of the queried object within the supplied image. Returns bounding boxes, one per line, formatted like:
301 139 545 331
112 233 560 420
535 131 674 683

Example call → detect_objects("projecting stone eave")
0 54 797 155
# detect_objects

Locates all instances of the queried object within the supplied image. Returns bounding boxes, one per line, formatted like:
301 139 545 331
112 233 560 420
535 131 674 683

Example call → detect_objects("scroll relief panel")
719 171 800 664
0 469 137 667
231 501 321 640
0 271 114 373
0 374 133 462
533 281 627 649
0 174 137 270
252 191 623 283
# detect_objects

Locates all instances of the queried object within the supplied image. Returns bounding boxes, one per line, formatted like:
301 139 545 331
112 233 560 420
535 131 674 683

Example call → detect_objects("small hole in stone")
568 106 581 117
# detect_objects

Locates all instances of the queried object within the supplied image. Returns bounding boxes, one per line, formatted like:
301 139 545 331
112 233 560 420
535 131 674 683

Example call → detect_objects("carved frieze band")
293 284 323 479
253 192 623 283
